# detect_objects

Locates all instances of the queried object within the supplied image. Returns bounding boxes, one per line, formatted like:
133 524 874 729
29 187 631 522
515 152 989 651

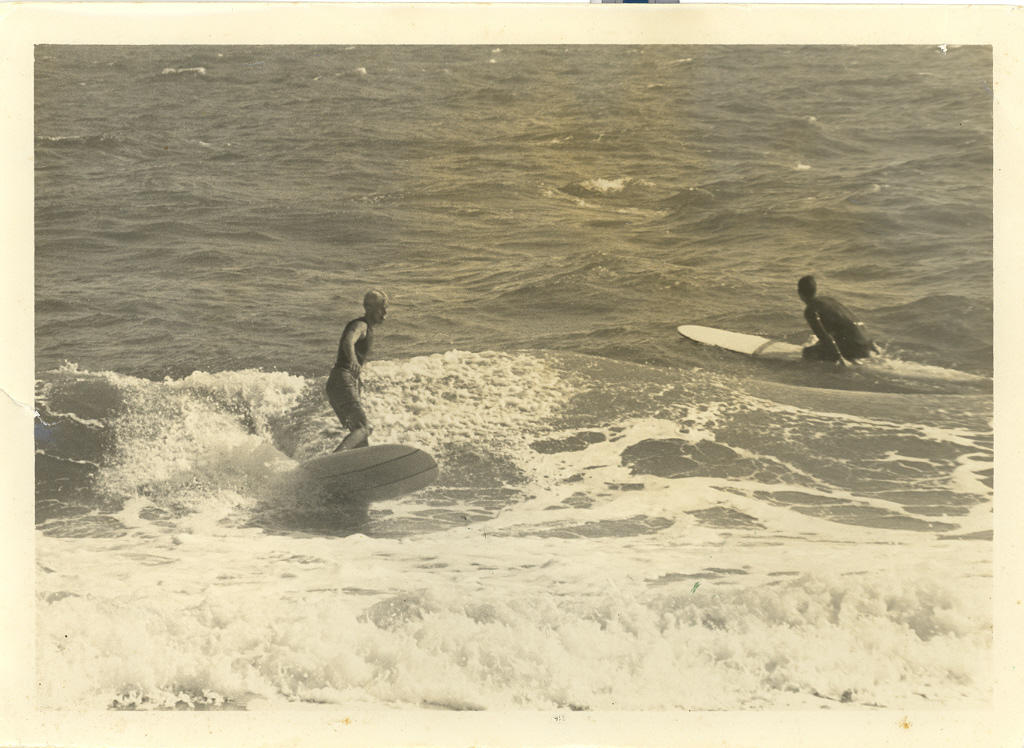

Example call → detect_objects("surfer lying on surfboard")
327 289 389 451
798 275 878 366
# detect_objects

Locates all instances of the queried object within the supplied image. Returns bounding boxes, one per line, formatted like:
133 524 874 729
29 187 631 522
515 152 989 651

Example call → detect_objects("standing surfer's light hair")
364 289 389 309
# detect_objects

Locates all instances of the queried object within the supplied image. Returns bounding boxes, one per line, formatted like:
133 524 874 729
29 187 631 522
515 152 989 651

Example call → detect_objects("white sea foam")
161 67 206 76
33 351 993 711
36 525 991 711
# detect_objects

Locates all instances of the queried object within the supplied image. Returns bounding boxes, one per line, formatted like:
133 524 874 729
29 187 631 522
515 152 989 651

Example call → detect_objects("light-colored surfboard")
678 325 803 360
299 444 438 502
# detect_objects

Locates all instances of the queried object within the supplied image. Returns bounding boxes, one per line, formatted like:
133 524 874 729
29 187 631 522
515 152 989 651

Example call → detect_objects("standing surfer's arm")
340 321 367 376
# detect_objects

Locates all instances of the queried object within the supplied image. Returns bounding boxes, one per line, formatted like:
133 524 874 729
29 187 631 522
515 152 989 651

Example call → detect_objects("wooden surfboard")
678 325 803 360
299 444 438 502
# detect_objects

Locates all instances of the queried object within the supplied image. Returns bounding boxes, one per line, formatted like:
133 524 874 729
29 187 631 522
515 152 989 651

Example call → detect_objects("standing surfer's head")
364 289 389 325
797 275 817 301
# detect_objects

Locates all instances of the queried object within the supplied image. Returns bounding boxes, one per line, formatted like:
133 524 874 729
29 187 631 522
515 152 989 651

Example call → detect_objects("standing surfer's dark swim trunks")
326 368 366 431
802 296 877 362
326 317 374 431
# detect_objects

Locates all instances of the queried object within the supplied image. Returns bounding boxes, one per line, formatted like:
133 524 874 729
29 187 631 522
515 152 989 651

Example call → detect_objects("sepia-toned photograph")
4 4 1023 747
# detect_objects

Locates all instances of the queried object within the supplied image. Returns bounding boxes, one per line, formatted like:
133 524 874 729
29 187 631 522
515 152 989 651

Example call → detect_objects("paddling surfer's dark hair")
798 275 817 298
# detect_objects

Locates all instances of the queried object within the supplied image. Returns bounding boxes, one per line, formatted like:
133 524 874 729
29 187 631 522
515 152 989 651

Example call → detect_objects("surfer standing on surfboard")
327 289 389 451
797 275 877 366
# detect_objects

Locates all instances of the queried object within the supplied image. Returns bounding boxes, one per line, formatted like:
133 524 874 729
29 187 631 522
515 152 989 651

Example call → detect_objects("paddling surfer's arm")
804 306 847 365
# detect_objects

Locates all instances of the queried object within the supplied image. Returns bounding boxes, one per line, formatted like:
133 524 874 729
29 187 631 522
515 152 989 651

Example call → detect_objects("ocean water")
34 45 993 711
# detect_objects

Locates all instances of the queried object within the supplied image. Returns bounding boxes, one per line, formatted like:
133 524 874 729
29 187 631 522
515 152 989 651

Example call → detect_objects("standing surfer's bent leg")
326 366 371 451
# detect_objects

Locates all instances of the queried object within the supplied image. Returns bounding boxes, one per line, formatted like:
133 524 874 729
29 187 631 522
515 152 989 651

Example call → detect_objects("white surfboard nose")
678 325 803 359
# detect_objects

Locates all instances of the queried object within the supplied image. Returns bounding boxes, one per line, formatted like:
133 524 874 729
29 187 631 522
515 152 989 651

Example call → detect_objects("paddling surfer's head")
364 289 389 325
797 275 817 302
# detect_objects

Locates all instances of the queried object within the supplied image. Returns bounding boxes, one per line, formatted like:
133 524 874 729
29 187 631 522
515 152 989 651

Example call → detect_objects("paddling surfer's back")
797 275 877 364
